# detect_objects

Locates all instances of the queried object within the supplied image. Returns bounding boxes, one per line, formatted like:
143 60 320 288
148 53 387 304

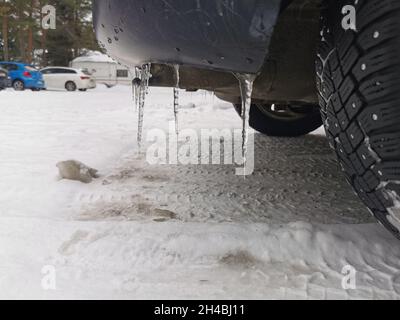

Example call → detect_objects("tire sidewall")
234 104 323 137
65 81 77 92
13 80 25 91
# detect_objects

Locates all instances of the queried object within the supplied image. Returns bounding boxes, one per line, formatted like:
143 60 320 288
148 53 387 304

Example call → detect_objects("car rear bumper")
24 78 45 89
78 79 96 89
93 0 283 74
0 77 11 88
88 79 97 89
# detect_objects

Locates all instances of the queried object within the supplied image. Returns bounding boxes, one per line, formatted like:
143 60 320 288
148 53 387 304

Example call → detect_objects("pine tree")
45 0 99 66
0 0 99 66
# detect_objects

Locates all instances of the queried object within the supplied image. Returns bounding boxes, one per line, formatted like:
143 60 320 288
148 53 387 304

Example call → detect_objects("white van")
71 51 133 88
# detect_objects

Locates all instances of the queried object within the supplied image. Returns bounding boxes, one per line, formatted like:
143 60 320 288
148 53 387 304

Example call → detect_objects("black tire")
79 89 87 92
12 80 25 91
234 103 322 137
317 0 400 238
65 81 77 92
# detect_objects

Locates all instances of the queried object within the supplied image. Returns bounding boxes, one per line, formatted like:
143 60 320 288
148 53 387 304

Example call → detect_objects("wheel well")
149 0 322 105
256 0 321 104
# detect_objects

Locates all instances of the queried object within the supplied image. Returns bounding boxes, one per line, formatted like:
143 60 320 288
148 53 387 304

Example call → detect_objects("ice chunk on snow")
57 160 99 184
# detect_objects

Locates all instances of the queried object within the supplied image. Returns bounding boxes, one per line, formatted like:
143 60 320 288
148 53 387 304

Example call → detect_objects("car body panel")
0 68 12 89
0 62 45 90
93 0 321 105
93 0 283 74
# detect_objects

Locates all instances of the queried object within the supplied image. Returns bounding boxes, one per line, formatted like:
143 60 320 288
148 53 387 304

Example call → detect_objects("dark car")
93 0 400 239
0 67 11 90
0 62 45 91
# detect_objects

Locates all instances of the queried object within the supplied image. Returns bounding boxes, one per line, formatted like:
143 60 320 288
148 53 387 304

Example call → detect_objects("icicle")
135 67 141 104
173 64 180 136
137 75 146 152
144 63 151 94
132 80 136 105
133 81 139 111
234 73 257 171
136 67 141 98
132 67 142 111
137 63 152 152
174 88 179 135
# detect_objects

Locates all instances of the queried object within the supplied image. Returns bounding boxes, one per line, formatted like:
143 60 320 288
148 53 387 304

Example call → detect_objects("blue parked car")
0 62 45 91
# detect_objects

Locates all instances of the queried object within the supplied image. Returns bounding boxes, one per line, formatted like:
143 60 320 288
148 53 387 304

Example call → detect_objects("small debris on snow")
57 160 99 184
180 102 196 109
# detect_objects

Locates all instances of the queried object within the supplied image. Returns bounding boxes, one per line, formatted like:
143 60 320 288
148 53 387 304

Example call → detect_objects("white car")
40 67 96 91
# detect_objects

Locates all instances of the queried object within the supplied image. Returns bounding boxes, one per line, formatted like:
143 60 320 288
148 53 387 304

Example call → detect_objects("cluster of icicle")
132 63 257 174
133 63 181 153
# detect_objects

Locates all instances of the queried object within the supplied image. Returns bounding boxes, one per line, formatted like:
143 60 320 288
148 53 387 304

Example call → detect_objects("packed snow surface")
1 86 400 299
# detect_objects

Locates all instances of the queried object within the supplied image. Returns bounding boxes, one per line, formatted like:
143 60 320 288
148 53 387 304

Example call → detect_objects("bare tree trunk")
1 1 10 60
16 3 26 61
2 14 9 60
27 0 37 64
27 29 33 64
41 29 47 67
38 0 47 67
73 0 79 58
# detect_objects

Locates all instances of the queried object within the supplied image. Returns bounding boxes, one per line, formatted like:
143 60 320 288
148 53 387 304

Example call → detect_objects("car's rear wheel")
317 0 400 238
79 89 87 92
13 80 25 91
234 103 322 137
65 81 77 92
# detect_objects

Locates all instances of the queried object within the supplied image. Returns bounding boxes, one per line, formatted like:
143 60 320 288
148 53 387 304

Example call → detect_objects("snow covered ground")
1 86 400 300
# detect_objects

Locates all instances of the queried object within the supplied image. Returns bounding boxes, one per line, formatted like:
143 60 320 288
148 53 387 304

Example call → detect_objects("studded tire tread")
317 0 400 238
